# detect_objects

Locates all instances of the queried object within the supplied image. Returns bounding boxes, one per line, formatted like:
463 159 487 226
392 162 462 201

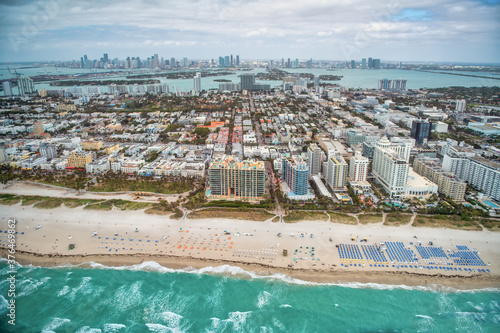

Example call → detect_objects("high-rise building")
349 151 369 182
411 119 432 145
207 155 266 201
377 78 391 90
443 154 500 201
17 77 35 96
282 156 309 195
236 55 240 66
313 76 320 89
224 56 230 67
373 59 381 69
351 60 356 69
392 79 407 91
455 99 466 113
307 143 322 179
230 55 233 66
287 58 291 68
152 53 159 68
324 153 348 191
194 72 202 93
182 57 188 67
39 144 57 160
2 81 12 96
361 58 366 69
368 57 373 68
372 136 410 198
240 74 255 91
413 157 466 201
170 57 176 67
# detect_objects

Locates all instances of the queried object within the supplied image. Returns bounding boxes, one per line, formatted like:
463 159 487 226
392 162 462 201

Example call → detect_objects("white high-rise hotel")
349 151 369 182
372 137 411 198
194 72 201 93
307 143 322 179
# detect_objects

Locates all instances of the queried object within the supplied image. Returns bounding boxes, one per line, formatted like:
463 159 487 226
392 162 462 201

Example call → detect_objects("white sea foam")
15 260 500 293
204 279 224 314
438 293 483 332
145 323 171 332
272 317 286 331
17 276 51 297
209 317 222 331
57 285 70 297
415 315 434 320
256 291 271 308
489 300 499 312
86 261 176 274
466 301 484 312
226 311 252 331
75 327 102 333
279 304 292 308
113 281 143 310
42 317 71 332
161 311 183 328
67 276 93 301
103 323 126 332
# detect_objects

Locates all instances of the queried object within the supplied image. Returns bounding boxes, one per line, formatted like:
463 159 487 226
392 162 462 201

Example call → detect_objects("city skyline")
0 0 499 63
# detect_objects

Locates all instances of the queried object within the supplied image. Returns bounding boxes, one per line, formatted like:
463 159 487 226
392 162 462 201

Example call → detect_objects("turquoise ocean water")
0 260 499 332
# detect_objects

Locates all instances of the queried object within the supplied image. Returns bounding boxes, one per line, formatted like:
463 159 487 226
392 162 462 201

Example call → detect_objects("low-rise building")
403 168 438 198
86 158 110 174
20 155 47 169
82 139 103 150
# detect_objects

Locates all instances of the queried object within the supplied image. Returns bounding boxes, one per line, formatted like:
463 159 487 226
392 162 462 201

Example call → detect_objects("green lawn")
384 212 413 226
0 194 21 205
33 198 63 209
358 213 383 224
328 212 357 225
88 178 195 194
284 211 329 223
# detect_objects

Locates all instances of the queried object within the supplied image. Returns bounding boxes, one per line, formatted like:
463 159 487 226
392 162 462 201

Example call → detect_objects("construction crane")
7 66 21 78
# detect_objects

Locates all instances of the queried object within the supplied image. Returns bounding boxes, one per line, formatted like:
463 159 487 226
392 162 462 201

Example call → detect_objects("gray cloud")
0 0 498 62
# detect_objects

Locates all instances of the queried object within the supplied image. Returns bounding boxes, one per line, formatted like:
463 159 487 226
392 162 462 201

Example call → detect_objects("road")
250 93 265 145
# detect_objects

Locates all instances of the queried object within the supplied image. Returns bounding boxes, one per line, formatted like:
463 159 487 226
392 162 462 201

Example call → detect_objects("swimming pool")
483 200 500 209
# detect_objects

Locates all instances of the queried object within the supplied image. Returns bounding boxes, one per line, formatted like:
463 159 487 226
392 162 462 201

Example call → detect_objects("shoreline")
3 249 500 291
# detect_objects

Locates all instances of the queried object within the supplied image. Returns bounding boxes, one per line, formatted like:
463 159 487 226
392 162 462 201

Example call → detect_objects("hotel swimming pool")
483 200 500 209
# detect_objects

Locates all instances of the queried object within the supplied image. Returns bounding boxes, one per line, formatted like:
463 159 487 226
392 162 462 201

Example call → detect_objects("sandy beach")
1 190 499 290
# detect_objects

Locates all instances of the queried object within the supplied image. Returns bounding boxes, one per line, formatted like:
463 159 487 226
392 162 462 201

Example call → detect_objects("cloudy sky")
0 0 499 63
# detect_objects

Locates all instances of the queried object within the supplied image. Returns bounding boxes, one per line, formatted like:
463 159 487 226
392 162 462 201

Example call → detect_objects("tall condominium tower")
307 143 322 179
207 155 266 201
194 72 202 93
17 77 35 96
